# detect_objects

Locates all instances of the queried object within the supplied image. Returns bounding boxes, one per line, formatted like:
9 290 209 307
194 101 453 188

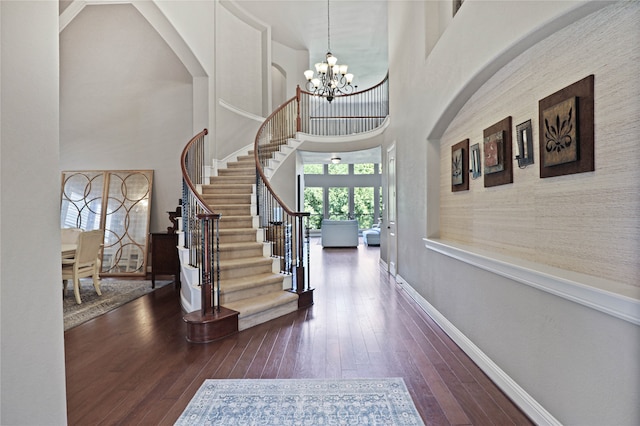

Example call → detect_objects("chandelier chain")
327 0 331 52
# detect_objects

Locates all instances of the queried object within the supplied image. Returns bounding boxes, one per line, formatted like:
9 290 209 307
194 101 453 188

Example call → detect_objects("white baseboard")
395 274 561 426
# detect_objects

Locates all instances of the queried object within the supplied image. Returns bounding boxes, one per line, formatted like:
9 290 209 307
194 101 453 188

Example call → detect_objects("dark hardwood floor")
65 239 532 425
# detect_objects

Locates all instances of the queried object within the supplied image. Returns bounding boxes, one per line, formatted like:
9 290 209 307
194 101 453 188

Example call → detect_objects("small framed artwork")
542 97 577 167
470 143 481 179
484 116 513 188
515 119 534 168
484 131 504 175
451 139 469 192
538 75 594 178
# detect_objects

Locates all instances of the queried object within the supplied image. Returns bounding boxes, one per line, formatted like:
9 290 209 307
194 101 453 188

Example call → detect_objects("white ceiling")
235 0 389 90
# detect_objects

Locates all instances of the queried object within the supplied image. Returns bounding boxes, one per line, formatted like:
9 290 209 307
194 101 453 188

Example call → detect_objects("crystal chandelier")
303 0 355 102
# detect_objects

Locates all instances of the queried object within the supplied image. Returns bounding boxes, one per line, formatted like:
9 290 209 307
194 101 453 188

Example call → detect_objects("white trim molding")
395 273 562 426
423 238 640 326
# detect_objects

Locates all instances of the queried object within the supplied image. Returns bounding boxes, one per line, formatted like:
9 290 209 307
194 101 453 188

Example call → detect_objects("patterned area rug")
63 278 171 331
175 378 424 425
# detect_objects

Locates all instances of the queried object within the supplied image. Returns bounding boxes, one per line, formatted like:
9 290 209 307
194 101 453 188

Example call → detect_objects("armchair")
62 229 103 304
362 224 381 246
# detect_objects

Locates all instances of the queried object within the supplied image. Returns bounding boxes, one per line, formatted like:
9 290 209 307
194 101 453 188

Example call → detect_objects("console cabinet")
150 232 180 288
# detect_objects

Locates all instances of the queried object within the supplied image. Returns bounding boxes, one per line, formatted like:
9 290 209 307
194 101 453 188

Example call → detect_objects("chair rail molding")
423 238 640 326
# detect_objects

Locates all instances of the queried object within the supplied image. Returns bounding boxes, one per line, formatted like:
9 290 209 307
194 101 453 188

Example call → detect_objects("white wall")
60 4 194 233
0 1 67 423
387 1 639 424
272 39 309 101
216 2 264 116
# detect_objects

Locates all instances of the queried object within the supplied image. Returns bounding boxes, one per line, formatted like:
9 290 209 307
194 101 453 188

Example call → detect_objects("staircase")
199 152 299 331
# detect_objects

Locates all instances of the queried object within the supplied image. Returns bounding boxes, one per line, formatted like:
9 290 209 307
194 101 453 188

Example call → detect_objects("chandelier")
303 0 355 102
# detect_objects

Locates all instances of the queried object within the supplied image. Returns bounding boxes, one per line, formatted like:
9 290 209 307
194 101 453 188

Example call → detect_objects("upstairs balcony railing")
299 73 389 136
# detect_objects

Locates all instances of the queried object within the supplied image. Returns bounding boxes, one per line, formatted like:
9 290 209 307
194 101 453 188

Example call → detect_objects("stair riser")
220 281 284 304
210 176 255 185
227 162 254 169
238 300 299 331
217 263 273 280
201 187 253 195
219 232 258 244
211 206 253 216
202 196 252 205
219 246 264 261
220 218 254 229
218 168 255 177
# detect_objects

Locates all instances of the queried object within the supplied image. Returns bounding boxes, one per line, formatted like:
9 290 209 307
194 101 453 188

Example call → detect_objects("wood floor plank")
64 239 532 425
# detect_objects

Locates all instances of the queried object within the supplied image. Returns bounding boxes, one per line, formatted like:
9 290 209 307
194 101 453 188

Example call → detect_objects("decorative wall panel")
60 170 153 276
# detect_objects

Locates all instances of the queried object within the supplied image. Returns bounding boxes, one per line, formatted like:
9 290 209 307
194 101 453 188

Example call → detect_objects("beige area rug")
63 278 171 331
176 378 425 425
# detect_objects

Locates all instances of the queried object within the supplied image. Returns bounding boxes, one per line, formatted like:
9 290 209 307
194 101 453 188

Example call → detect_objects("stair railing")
180 128 222 315
255 100 311 293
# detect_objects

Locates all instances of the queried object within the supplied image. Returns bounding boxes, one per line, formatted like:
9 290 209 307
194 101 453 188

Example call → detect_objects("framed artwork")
483 117 513 188
484 131 504 175
451 139 469 192
515 120 534 168
470 143 481 179
538 75 594 178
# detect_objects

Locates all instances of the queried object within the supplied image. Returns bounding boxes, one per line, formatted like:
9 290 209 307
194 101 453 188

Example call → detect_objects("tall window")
354 187 374 229
328 187 349 220
302 162 382 231
303 187 323 229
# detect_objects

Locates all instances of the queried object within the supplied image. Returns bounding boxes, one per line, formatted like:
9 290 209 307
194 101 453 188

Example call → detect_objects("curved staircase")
199 153 298 331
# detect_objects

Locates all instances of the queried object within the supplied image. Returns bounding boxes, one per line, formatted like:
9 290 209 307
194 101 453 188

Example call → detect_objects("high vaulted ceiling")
235 0 389 90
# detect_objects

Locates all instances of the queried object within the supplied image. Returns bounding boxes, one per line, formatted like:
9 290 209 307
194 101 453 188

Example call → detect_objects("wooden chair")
62 229 103 304
61 228 82 244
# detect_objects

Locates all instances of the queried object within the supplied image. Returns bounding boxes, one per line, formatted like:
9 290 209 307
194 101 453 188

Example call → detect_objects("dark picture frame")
451 139 469 192
470 143 482 179
515 119 534 168
538 75 594 178
483 117 513 188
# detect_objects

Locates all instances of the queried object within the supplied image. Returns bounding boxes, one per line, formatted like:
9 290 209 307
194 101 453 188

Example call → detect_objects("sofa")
362 225 381 246
321 220 359 248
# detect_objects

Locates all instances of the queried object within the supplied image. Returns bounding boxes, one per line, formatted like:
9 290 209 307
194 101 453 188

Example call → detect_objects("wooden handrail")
180 128 216 214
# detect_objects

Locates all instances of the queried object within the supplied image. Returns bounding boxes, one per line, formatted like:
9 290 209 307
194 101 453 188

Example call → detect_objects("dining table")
62 244 77 259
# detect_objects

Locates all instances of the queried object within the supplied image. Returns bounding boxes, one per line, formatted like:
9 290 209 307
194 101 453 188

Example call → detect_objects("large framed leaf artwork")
451 139 469 192
483 116 513 188
538 75 594 178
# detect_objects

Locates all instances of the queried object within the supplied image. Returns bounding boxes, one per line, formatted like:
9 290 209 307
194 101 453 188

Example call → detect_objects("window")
354 187 374 229
354 163 374 175
302 161 382 231
328 187 349 220
303 187 323 229
303 164 324 174
328 163 348 175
